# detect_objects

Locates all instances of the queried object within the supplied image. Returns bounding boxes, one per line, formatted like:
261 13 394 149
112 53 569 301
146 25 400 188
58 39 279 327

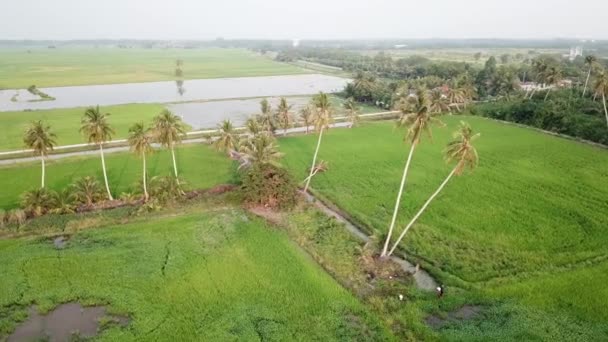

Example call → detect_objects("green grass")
279 116 608 339
0 144 234 209
0 204 393 340
0 48 307 88
0 103 168 151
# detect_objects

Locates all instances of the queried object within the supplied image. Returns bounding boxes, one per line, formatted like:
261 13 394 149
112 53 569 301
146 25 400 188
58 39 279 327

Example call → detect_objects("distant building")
292 39 300 48
567 46 583 61
394 44 408 49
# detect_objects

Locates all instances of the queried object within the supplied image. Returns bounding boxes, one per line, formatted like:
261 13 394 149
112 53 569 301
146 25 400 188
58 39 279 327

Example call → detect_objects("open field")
280 116 608 338
0 104 167 151
0 144 233 209
0 48 307 89
0 96 376 152
0 203 392 340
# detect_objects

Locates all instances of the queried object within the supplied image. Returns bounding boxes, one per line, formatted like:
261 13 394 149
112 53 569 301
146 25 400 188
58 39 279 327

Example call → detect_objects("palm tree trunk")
40 155 45 188
284 128 288 136
381 142 417 257
304 127 324 192
583 68 591 97
544 88 551 101
99 144 113 200
171 145 179 178
529 87 537 99
387 167 457 257
143 153 148 201
603 93 608 128
305 124 309 135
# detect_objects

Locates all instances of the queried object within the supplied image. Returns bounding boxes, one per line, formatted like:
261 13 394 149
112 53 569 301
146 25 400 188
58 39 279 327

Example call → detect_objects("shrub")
7 209 27 227
148 176 184 204
50 189 76 215
20 188 57 217
70 176 104 206
0 209 6 228
241 164 297 209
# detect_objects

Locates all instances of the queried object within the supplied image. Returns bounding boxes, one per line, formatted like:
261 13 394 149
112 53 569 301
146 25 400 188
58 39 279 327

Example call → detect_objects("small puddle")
8 303 129 342
53 236 69 250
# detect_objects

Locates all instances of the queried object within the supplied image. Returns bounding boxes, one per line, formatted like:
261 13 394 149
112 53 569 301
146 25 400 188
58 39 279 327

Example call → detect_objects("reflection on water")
176 79 186 97
168 97 313 129
0 74 348 112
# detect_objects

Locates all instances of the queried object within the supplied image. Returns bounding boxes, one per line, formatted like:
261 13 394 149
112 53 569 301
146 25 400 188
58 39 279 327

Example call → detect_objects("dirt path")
301 190 438 291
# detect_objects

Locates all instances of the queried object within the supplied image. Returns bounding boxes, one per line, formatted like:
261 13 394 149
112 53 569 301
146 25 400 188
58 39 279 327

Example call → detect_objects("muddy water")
8 303 128 342
0 74 349 111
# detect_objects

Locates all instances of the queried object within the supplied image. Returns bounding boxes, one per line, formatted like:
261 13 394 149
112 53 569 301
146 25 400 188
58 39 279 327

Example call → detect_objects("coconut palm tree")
543 65 562 101
259 98 276 133
429 89 450 114
214 119 239 153
593 71 608 128
245 116 262 136
276 97 293 136
128 122 154 201
303 92 333 192
387 121 479 256
20 188 57 217
447 82 466 112
70 176 104 207
236 134 283 169
80 106 115 200
299 106 313 134
380 88 444 258
583 55 598 97
152 109 186 180
23 120 56 188
343 98 360 128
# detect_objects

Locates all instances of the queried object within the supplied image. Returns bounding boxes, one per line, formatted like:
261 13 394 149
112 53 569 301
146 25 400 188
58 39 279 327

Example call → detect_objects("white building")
568 46 583 61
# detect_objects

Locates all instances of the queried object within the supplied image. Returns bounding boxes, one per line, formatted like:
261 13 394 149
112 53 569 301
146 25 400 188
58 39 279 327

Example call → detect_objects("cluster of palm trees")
381 90 480 258
23 107 187 209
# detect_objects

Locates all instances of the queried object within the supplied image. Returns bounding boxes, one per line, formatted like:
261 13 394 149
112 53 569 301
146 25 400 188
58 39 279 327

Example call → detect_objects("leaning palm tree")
343 98 360 128
236 134 283 169
23 120 56 188
299 106 313 134
380 88 444 258
152 109 186 180
583 55 598 97
276 97 294 136
543 65 562 101
128 122 154 201
80 106 115 200
303 92 333 192
593 71 608 128
214 119 239 153
387 121 479 256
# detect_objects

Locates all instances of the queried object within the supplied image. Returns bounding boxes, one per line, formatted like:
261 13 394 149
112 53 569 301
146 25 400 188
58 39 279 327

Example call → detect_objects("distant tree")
476 56 498 97
276 97 294 136
259 99 276 133
299 106 313 134
304 92 333 192
343 98 361 127
128 122 154 201
473 52 482 61
387 121 479 257
381 88 444 258
543 65 562 101
214 119 239 153
492 66 521 100
583 55 598 97
23 120 56 188
500 54 510 64
429 89 450 114
153 109 186 181
80 106 115 200
593 71 608 127
175 59 184 78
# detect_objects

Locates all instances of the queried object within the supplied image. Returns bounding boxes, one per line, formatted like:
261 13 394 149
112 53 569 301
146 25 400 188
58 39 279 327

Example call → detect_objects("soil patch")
8 303 129 341
425 305 482 329
52 236 69 249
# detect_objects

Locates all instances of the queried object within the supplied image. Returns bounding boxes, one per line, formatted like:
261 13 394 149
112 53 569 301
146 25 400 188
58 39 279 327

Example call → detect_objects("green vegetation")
0 104 166 151
280 117 608 339
0 202 392 340
0 48 306 88
0 144 233 209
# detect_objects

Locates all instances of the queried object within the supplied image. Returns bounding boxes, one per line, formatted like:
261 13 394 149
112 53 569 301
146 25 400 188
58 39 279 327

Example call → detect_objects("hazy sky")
1 0 606 40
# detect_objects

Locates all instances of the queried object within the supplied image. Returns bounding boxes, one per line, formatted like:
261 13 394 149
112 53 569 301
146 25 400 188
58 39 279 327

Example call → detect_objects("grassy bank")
0 48 307 88
0 201 393 340
279 116 608 339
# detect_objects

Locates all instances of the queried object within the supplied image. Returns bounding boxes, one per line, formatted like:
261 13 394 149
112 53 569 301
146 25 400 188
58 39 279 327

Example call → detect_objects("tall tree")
128 122 154 201
381 88 444 258
304 92 333 192
214 119 239 153
299 106 313 134
276 97 293 136
583 55 598 97
387 121 479 256
593 71 608 128
80 106 115 200
23 120 56 188
429 89 450 114
259 98 276 133
343 97 360 128
543 65 562 101
153 109 186 180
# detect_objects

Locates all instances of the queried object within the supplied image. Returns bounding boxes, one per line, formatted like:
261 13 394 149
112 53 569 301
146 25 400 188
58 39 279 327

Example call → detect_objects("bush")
148 176 184 204
7 209 27 227
20 188 57 217
0 209 6 229
241 164 297 209
70 176 105 206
